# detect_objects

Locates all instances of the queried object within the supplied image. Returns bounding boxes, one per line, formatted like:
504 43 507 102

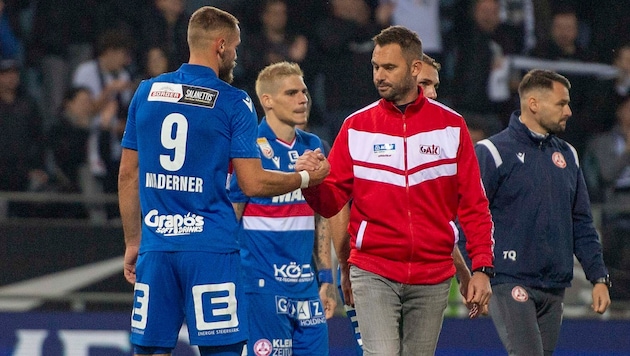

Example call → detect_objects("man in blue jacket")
475 69 611 356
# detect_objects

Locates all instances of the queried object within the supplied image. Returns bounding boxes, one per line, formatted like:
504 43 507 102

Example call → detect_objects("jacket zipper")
403 114 414 281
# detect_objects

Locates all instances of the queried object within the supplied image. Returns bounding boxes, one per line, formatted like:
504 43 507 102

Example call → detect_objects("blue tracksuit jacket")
475 111 608 288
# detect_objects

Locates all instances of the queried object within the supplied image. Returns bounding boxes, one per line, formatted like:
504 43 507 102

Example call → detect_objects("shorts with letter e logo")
130 251 247 349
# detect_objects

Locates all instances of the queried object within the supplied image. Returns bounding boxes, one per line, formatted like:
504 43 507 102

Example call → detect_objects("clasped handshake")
295 148 330 187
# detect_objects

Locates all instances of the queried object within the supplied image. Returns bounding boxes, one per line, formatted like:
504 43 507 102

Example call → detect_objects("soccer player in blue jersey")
117 7 329 356
228 61 337 356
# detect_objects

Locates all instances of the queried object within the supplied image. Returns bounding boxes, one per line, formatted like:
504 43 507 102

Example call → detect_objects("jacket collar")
509 110 555 146
379 85 426 115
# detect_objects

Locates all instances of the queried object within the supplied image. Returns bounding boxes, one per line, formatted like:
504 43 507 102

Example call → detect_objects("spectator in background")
578 0 630 64
0 59 47 217
309 0 388 144
138 0 189 72
234 0 309 116
532 6 597 154
583 96 630 309
94 0 152 40
378 0 471 65
379 0 441 60
135 46 170 84
497 0 553 55
531 6 595 62
587 43 630 135
72 28 134 219
28 0 97 123
47 87 116 221
0 0 20 60
449 0 521 130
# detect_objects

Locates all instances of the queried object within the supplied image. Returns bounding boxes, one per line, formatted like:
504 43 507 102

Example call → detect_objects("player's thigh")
179 251 248 347
490 284 544 356
245 293 293 356
350 265 401 356
291 296 329 356
131 251 184 349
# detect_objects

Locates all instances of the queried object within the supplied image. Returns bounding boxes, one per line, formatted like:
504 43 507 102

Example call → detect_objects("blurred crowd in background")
1 0 630 301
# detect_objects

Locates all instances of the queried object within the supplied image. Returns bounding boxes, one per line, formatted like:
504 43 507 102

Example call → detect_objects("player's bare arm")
314 214 337 319
232 156 329 197
118 148 142 285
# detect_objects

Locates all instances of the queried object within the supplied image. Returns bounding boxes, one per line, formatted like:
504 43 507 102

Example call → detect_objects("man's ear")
216 38 226 54
527 96 538 113
260 93 273 110
411 59 422 77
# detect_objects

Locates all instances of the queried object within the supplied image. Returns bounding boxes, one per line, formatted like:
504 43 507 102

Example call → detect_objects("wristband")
318 269 333 284
299 170 310 189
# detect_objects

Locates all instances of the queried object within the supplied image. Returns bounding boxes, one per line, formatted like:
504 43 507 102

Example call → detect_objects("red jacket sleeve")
456 124 495 270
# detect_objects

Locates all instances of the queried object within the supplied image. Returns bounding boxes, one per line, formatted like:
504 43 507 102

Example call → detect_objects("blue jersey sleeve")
230 93 260 159
121 81 148 150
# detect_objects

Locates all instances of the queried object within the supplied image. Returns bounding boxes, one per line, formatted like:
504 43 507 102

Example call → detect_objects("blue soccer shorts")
130 251 248 349
245 293 329 356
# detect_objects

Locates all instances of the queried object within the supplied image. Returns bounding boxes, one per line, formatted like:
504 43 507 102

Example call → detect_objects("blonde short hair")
255 61 304 100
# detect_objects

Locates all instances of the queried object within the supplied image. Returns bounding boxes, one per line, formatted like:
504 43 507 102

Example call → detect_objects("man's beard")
218 53 235 83
219 64 234 83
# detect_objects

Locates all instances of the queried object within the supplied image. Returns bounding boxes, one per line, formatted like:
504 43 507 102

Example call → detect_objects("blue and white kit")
121 64 259 349
229 118 329 356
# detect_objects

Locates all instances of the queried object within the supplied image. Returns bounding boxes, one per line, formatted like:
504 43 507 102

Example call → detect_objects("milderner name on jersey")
145 172 203 192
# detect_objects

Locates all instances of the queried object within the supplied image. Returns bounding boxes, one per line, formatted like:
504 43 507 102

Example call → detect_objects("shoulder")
553 137 580 168
296 129 323 149
74 60 97 73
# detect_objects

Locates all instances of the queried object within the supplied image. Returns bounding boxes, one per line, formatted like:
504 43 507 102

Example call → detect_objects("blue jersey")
229 118 325 297
121 64 260 254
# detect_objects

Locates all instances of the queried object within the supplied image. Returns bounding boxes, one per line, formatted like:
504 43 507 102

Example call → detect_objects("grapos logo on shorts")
144 209 204 236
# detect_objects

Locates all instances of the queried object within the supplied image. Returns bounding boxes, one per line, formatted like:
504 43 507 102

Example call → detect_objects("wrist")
318 269 333 284
299 170 310 189
472 266 495 278
592 274 612 288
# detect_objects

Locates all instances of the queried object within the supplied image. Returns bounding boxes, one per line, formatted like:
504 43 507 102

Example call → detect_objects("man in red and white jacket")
297 25 495 356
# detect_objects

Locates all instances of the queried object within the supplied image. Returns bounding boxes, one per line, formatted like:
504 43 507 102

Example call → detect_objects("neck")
0 90 15 104
519 113 548 136
267 116 296 143
188 54 219 77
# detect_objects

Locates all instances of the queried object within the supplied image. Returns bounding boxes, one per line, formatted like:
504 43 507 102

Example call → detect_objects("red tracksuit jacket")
302 90 494 284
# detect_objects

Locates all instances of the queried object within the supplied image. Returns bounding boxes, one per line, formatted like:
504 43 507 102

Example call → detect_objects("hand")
466 272 492 310
319 283 338 319
307 157 330 186
339 263 354 306
464 300 489 319
296 148 326 171
457 271 472 300
123 245 139 284
591 283 611 314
